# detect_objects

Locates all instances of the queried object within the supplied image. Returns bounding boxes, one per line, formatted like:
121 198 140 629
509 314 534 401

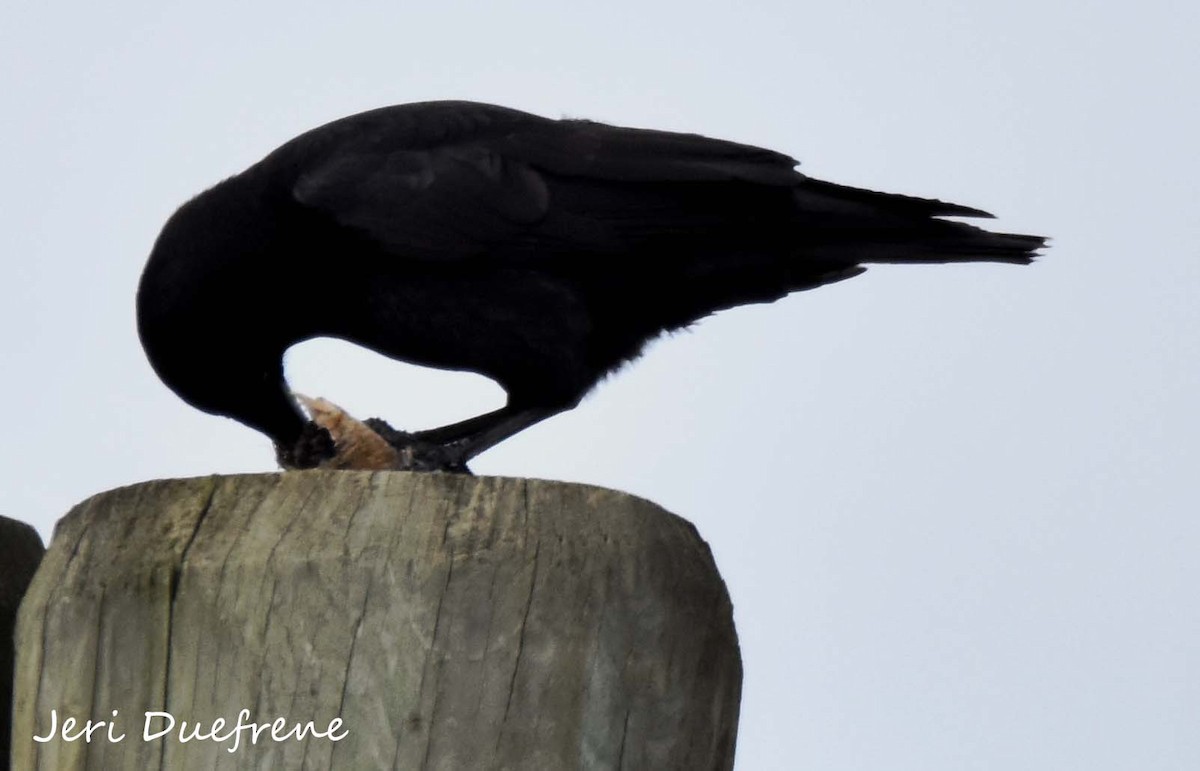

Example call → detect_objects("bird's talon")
393 438 472 475
362 420 472 474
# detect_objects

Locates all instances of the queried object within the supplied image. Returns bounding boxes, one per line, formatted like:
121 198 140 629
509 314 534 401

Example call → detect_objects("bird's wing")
495 117 802 186
293 142 553 261
291 103 805 261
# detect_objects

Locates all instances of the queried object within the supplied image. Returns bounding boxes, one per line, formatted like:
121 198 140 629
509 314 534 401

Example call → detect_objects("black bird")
137 101 1043 470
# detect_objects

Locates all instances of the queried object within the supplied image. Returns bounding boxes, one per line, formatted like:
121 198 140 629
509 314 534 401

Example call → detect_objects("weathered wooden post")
11 471 741 769
2 515 45 770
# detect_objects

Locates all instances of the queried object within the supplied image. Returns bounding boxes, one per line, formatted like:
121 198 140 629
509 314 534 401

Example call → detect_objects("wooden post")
2 515 45 770
11 472 741 770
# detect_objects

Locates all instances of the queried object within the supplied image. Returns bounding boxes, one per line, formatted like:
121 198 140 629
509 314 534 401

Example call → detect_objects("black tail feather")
794 177 1045 266
799 178 997 220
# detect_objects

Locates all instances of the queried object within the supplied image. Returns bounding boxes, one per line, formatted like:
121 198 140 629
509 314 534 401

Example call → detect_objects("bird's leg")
435 406 560 464
410 407 516 445
365 404 562 471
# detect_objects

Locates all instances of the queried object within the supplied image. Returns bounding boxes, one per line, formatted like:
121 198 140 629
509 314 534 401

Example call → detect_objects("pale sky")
2 1 1197 768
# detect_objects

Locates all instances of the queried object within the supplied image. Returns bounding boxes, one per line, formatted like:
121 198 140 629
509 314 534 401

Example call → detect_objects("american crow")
137 101 1043 471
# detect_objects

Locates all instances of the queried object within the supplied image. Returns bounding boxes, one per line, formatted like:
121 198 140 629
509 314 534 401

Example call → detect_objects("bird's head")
137 185 325 466
137 307 312 459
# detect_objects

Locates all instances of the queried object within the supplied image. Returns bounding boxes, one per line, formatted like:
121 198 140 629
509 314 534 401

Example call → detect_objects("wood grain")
12 472 740 770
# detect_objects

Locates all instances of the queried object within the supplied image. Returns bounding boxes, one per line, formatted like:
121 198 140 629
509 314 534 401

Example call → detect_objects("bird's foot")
364 419 473 474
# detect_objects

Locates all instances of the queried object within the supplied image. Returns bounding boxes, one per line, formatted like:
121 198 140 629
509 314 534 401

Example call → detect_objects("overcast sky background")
3 1 1197 768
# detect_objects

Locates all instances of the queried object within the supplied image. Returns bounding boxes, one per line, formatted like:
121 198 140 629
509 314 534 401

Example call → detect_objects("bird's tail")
793 178 1046 266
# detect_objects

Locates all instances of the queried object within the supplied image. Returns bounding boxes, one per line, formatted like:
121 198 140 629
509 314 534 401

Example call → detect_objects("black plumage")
137 101 1044 469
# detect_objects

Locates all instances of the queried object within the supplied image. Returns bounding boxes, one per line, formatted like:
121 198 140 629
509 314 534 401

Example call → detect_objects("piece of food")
293 394 400 470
